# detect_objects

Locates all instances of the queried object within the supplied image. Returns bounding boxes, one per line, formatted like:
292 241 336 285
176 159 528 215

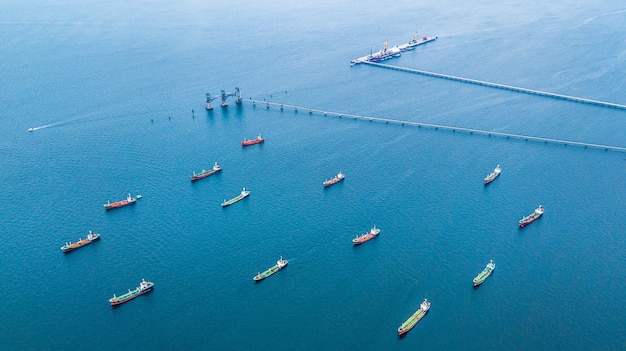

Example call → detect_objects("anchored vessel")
61 231 100 253
253 257 288 281
519 205 545 228
484 164 502 185
473 260 496 287
109 279 154 306
398 299 431 336
104 193 137 210
352 225 380 245
221 187 250 207
191 162 222 181
242 134 264 146
323 172 345 188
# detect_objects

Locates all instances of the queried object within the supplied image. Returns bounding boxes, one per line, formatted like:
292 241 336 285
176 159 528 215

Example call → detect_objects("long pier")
361 61 626 110
245 99 626 153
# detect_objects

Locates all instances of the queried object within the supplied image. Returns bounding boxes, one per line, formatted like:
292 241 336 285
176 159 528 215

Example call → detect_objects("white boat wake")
27 123 59 132
27 107 176 133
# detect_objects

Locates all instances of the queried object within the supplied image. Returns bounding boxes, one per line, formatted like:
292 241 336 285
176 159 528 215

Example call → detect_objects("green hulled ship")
109 279 154 306
253 257 288 281
473 260 496 287
221 187 250 207
398 299 430 336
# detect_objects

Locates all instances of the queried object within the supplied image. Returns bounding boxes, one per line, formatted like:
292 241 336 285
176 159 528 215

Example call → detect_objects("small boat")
519 205 545 228
221 187 250 207
109 279 154 306
484 164 502 185
352 225 380 245
27 128 35 132
253 257 289 281
61 231 100 253
398 299 431 336
104 193 137 210
191 162 222 181
323 172 345 188
473 260 496 287
242 134 264 146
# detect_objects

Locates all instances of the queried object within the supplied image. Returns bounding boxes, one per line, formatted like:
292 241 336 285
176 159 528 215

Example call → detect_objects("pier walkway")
245 99 626 153
361 61 626 110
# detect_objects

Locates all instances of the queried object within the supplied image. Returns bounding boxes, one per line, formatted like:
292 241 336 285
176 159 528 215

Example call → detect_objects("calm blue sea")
1 1 625 350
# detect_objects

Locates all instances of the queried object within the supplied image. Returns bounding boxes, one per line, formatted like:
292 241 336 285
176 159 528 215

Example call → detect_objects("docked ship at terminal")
351 33 438 65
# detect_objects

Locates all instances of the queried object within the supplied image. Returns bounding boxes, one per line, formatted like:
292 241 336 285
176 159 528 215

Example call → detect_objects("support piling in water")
361 62 626 110
243 99 626 153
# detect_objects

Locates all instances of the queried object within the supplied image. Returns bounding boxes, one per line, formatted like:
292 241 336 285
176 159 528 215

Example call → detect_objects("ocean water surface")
1 1 625 350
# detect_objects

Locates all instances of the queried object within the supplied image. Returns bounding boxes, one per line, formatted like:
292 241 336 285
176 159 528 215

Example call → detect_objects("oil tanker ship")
519 205 545 228
352 225 380 245
398 299 431 336
221 187 250 207
242 134 264 146
323 172 345 188
109 279 154 306
484 164 502 185
473 260 496 287
191 162 222 181
253 257 288 281
104 193 137 210
60 231 100 253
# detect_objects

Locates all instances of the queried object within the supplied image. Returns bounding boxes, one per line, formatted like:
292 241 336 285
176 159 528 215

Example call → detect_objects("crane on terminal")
206 87 241 110
220 87 241 107
205 93 219 110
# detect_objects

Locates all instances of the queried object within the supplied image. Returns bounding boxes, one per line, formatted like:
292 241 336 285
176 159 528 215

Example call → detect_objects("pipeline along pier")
245 99 626 153
360 62 626 110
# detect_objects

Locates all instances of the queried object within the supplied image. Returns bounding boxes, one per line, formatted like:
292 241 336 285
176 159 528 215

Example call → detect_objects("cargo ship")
351 34 437 64
352 225 380 245
104 193 137 210
242 134 264 146
398 299 431 336
109 279 154 306
484 164 502 185
398 34 438 51
351 40 400 64
221 187 250 207
370 40 401 62
191 162 222 181
519 205 545 228
60 231 100 253
323 172 345 187
473 260 496 287
253 256 289 281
